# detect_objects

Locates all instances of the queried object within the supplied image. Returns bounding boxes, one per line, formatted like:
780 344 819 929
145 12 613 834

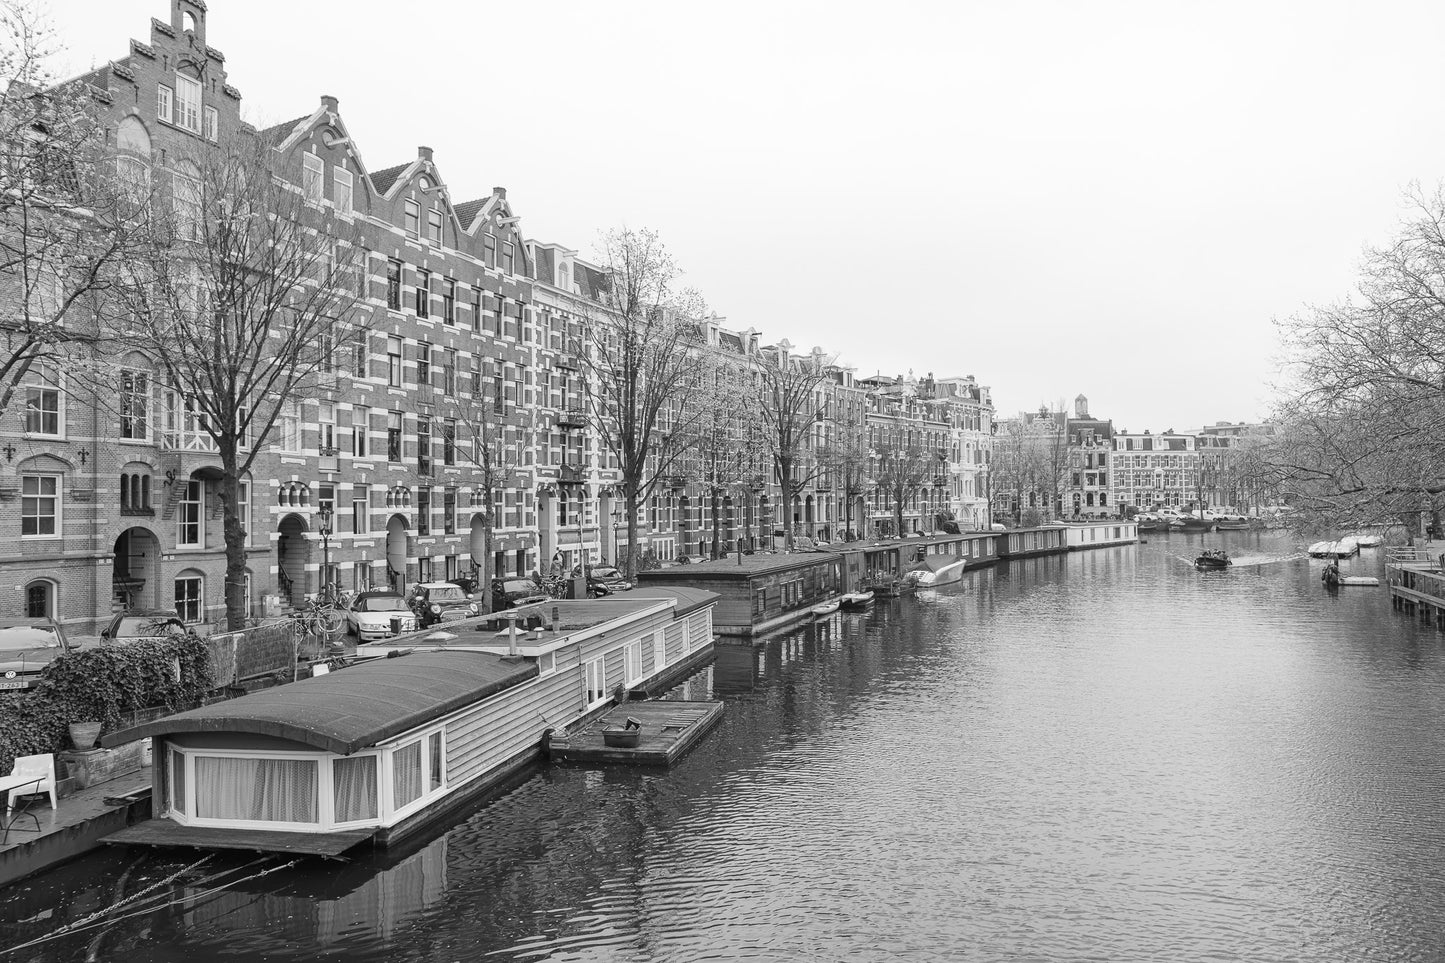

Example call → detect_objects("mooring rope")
0 856 299 956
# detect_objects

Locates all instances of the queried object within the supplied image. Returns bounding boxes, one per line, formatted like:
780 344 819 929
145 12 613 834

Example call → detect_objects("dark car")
492 577 550 612
100 609 190 643
583 565 633 597
0 621 74 693
409 582 481 628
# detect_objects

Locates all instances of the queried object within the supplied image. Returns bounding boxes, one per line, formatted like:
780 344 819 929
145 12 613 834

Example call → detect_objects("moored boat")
1213 519 1251 531
907 554 967 586
840 590 874 610
810 598 842 617
1308 537 1360 559
1352 533 1384 548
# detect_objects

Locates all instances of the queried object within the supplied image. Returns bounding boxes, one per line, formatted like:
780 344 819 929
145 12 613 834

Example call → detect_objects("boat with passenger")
1195 550 1231 570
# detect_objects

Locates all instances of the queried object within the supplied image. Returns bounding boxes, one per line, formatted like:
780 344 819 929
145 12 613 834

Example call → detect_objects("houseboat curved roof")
104 650 536 756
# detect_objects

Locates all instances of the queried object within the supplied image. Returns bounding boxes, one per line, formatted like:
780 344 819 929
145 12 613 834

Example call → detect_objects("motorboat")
907 554 967 586
1321 561 1379 588
810 598 842 617
840 590 874 610
1308 538 1360 559
1194 551 1231 570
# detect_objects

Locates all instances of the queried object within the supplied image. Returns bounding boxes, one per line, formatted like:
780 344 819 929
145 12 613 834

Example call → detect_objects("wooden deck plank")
103 820 374 857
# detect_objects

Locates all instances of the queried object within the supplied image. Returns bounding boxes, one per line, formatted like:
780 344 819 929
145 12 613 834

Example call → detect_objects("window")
352 485 370 534
175 574 203 623
352 405 370 458
352 328 368 379
483 233 496 266
404 199 420 238
280 400 302 451
156 84 173 123
427 208 442 244
120 370 149 440
416 342 431 387
24 365 61 436
442 420 456 466
428 732 444 792
417 488 431 536
472 288 483 333
387 336 403 387
302 153 323 202
417 422 432 476
585 657 606 706
238 481 251 546
121 472 152 513
203 105 217 142
319 402 336 454
414 269 430 316
393 741 423 809
193 756 317 823
178 480 203 546
625 641 642 685
442 278 456 324
443 488 456 534
25 580 52 619
502 241 515 274
318 482 336 521
333 166 353 214
388 411 403 462
386 259 402 310
442 349 456 396
175 72 201 133
21 474 59 537
173 171 201 241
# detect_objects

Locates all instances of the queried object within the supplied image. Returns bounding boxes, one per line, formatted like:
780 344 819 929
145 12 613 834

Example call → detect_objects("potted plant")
68 720 103 751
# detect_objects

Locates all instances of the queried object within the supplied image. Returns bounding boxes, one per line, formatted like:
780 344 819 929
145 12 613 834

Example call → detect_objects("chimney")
418 145 433 162
320 94 339 112
493 186 507 199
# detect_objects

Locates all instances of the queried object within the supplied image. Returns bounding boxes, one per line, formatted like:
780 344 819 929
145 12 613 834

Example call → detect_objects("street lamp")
611 506 623 565
317 503 334 602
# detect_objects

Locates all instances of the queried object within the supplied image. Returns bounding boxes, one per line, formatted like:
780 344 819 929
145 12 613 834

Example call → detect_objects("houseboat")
995 526 1070 561
102 591 717 854
1057 520 1139 551
637 553 843 638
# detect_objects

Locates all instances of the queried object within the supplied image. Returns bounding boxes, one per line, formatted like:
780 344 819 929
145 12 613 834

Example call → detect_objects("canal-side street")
5 531 1445 962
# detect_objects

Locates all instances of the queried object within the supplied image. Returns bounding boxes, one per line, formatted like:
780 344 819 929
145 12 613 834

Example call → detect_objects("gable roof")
257 113 312 146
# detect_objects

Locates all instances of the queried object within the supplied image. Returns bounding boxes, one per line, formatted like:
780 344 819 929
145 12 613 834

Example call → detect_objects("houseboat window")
537 651 556 676
333 754 378 822
585 657 606 706
753 589 765 616
171 748 187 815
625 641 643 685
428 733 444 792
393 741 423 809
194 757 318 823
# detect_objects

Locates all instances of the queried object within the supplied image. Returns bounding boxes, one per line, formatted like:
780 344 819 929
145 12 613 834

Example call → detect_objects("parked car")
584 565 633 597
345 590 414 641
100 609 190 643
492 577 550 612
0 620 74 693
409 581 481 628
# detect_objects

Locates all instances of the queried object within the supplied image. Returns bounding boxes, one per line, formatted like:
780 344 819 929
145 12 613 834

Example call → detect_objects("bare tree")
1270 184 1445 536
818 420 869 540
118 130 366 629
571 228 708 577
871 427 934 537
752 345 833 549
0 1 144 419
688 357 765 558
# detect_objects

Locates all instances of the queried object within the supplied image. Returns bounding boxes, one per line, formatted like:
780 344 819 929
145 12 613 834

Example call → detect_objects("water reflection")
9 534 1445 962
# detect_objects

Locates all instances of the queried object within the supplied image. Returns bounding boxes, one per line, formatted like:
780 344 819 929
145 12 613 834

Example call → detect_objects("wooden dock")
548 700 724 766
1385 549 1445 629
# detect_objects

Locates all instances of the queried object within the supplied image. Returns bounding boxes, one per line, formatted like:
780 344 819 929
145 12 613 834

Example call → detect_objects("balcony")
161 430 216 452
557 408 587 430
553 353 580 371
558 464 585 487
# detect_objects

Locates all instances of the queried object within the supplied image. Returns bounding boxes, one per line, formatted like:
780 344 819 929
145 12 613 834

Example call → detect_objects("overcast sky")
50 0 1445 431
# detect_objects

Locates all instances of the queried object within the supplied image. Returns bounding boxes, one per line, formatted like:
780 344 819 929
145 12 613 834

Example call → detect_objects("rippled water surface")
7 533 1445 962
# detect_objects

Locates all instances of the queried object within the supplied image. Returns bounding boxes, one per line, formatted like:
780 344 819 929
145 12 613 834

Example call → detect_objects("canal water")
6 532 1445 962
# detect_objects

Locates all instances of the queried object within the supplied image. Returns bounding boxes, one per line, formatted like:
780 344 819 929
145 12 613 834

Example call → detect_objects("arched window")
24 579 55 618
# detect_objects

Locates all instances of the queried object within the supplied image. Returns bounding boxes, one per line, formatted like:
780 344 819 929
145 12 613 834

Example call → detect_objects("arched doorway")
113 527 161 610
805 494 815 536
277 514 310 606
678 495 692 555
468 513 488 591
386 514 410 593
24 579 56 619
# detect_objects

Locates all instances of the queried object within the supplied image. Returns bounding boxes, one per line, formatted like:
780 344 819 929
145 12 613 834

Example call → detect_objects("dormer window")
404 200 420 238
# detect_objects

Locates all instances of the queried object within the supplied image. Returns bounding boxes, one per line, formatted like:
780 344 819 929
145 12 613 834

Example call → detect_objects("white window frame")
624 641 643 686
352 405 370 458
177 480 204 547
119 369 150 441
302 153 324 204
352 485 370 535
238 480 251 547
175 72 201 133
167 747 380 832
174 573 203 622
382 726 447 823
203 105 218 142
20 473 60 539
23 366 62 437
427 208 442 244
156 84 173 123
584 657 607 708
333 165 353 214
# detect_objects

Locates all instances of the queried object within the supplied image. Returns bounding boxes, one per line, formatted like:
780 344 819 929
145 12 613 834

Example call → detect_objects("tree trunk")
219 454 247 632
709 488 721 559
624 487 640 579
479 517 494 613
893 488 904 537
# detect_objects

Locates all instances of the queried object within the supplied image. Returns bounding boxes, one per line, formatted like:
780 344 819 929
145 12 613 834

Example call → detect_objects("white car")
346 591 414 641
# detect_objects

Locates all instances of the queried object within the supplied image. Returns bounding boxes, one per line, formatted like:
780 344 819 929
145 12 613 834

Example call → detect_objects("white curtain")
392 742 422 809
333 755 378 822
195 756 318 823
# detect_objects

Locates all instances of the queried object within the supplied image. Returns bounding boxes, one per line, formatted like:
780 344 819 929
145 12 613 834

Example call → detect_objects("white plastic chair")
3 753 57 812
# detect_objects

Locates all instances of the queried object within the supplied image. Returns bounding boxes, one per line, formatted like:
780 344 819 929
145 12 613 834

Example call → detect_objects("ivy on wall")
0 637 214 773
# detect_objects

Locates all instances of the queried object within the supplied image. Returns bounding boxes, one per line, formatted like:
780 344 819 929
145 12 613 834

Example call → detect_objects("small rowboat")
810 599 841 617
1195 552 1231 570
840 591 874 610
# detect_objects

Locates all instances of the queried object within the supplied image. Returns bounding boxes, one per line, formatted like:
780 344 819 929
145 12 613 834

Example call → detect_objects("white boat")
907 555 967 586
810 599 842 617
840 591 874 609
1308 538 1360 559
1337 575 1381 587
1352 533 1384 548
